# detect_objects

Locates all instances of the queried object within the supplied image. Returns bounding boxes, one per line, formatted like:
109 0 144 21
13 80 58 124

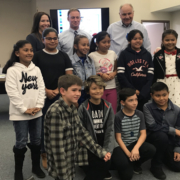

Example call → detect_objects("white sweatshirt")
5 62 46 121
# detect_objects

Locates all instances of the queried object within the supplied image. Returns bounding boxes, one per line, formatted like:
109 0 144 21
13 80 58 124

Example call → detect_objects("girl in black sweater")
117 29 154 111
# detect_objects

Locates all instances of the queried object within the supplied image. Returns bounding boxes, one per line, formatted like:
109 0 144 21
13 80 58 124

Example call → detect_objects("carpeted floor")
0 94 179 180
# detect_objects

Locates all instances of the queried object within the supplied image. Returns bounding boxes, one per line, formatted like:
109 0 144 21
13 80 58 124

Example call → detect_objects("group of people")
2 3 180 180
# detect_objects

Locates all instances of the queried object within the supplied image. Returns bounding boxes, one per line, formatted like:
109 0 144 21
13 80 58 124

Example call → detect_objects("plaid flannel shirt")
44 97 107 180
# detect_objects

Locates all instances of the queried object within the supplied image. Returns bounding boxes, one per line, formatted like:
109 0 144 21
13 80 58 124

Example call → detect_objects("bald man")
107 4 151 56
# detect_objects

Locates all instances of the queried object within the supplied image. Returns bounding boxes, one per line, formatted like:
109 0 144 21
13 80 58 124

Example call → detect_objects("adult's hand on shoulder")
153 47 161 55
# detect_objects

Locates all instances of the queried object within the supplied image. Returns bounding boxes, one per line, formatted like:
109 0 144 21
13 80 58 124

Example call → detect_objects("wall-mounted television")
50 8 109 35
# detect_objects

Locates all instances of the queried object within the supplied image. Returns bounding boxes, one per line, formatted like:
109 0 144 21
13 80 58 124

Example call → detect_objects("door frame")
141 20 170 30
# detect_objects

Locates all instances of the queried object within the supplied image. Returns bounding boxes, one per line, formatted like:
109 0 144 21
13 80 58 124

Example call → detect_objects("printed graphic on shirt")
97 58 113 73
127 59 149 78
19 71 38 95
92 110 104 134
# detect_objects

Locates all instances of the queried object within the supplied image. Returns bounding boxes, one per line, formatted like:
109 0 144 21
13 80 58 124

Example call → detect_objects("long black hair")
3 40 31 74
89 31 110 53
161 29 178 49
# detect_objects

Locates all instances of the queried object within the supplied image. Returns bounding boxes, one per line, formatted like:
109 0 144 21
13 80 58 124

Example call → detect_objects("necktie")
74 31 78 37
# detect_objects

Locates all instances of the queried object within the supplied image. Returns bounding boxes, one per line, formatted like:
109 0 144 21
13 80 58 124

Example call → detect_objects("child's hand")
175 129 180 137
126 151 131 159
136 90 140 96
107 72 116 80
25 109 35 115
33 108 41 114
46 89 56 99
104 152 111 162
101 73 111 81
130 147 140 161
53 88 59 96
174 152 180 162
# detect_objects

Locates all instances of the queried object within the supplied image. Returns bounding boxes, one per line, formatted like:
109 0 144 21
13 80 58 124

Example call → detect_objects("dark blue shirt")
144 99 180 153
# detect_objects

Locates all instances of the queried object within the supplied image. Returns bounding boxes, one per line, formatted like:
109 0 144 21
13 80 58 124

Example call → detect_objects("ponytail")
89 31 110 53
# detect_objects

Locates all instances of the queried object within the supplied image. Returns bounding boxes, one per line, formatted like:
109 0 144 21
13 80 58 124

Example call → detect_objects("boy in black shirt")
78 75 115 180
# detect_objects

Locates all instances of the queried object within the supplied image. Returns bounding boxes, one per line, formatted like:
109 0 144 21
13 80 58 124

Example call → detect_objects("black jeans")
147 131 180 171
41 95 60 153
137 98 149 112
80 150 111 180
112 141 156 180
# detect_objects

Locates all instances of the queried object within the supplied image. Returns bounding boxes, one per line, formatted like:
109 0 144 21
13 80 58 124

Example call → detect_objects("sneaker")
150 167 166 180
133 166 142 174
104 171 112 180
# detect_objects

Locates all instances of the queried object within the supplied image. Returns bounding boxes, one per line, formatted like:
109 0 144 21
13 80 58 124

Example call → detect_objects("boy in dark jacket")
78 75 114 180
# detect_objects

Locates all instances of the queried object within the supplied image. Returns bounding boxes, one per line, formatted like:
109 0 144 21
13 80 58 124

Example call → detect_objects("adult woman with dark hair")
26 12 51 53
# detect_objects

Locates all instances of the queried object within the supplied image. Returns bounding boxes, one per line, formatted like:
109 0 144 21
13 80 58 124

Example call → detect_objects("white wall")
151 0 180 12
171 10 180 48
36 0 171 24
0 0 33 67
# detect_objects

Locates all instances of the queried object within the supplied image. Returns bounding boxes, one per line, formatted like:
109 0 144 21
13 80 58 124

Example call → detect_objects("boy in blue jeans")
144 82 180 180
113 88 155 180
44 74 111 180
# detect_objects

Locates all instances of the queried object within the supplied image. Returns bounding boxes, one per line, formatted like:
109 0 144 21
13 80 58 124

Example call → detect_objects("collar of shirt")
69 27 80 33
151 99 174 110
120 20 133 28
58 96 76 113
74 53 90 64
43 48 59 55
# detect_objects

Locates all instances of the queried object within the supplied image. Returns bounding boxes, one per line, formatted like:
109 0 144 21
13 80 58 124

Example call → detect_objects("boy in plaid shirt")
44 74 111 180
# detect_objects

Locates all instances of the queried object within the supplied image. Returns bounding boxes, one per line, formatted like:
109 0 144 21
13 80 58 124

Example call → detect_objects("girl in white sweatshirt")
3 40 46 180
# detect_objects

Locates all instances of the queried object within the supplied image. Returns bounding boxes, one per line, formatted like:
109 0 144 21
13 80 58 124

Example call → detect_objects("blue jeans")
13 117 42 149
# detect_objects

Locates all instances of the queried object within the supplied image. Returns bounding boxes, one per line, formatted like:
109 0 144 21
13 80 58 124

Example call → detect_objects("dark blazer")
153 47 180 83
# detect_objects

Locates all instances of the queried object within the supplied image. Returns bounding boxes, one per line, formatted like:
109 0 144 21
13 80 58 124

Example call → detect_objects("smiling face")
121 94 138 112
162 34 177 52
15 43 33 67
68 11 81 30
39 15 50 33
151 90 169 108
130 33 143 51
43 32 58 52
97 35 111 54
60 84 82 106
74 37 90 57
88 82 104 102
119 5 134 26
